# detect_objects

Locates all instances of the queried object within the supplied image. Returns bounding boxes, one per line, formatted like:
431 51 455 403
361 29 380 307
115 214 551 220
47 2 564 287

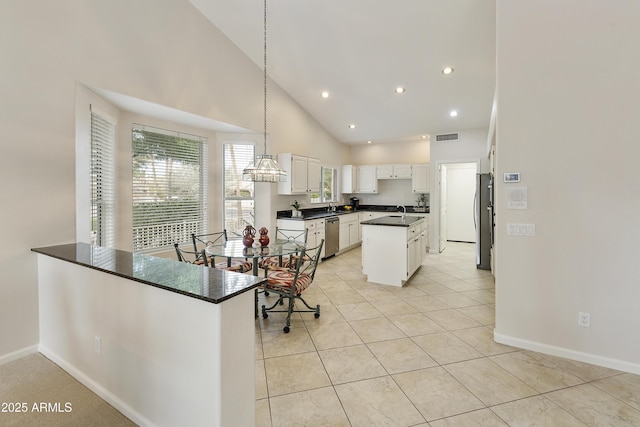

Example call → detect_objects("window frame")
223 143 255 239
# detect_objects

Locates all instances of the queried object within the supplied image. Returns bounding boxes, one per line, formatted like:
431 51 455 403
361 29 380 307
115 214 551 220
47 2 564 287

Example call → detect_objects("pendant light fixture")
243 0 287 182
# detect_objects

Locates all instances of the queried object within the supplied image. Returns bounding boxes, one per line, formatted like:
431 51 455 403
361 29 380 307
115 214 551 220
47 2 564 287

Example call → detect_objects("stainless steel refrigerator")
475 173 493 270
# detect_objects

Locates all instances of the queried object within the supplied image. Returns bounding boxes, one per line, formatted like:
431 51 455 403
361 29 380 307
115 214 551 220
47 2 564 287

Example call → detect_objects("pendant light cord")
263 0 268 155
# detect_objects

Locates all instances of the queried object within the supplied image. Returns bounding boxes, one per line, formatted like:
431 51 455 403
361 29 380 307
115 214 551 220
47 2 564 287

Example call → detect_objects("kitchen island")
31 243 264 427
361 215 428 286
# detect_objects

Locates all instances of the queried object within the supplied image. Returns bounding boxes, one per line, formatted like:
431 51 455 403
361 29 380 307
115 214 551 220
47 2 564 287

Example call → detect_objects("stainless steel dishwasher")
324 216 340 258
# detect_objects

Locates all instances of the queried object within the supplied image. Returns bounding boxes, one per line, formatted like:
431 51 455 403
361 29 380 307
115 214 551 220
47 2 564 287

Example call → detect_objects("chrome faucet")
397 205 406 220
328 202 336 212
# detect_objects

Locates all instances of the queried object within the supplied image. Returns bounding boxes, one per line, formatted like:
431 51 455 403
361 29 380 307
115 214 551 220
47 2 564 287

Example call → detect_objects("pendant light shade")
243 0 287 183
242 154 286 182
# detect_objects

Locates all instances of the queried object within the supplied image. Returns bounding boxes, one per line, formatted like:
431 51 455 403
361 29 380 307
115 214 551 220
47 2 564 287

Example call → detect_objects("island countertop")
360 215 424 227
32 242 265 304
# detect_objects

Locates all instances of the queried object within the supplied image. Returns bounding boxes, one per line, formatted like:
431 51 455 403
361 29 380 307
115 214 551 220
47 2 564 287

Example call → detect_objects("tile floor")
254 242 640 426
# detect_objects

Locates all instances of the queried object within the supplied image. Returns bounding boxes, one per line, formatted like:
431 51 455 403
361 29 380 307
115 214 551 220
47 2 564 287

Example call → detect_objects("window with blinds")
90 109 116 247
132 125 208 251
223 143 255 239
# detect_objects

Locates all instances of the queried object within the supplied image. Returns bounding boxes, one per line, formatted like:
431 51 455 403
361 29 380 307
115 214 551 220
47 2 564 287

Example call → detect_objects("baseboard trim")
38 344 155 427
494 330 640 375
0 345 38 366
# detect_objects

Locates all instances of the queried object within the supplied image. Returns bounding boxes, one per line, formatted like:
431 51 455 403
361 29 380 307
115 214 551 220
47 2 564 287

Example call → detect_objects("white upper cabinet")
357 165 377 193
342 165 358 193
277 153 321 195
306 157 321 193
376 164 393 179
377 164 412 179
411 163 430 193
342 165 377 193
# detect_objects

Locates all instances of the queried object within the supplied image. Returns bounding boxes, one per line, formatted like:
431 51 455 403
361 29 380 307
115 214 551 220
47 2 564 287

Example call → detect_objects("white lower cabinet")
339 213 360 251
406 222 422 278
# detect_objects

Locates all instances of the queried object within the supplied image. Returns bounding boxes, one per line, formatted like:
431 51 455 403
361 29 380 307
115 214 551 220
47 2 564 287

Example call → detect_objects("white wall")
429 128 490 251
349 140 430 165
0 0 345 361
495 0 640 373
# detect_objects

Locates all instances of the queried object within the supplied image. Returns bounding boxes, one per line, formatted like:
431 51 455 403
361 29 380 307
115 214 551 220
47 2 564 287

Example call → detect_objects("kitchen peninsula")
361 215 428 286
31 243 263 427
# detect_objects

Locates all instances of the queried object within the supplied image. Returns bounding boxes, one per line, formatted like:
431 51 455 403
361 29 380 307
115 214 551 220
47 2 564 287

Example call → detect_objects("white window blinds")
132 125 208 251
90 108 116 247
223 144 255 238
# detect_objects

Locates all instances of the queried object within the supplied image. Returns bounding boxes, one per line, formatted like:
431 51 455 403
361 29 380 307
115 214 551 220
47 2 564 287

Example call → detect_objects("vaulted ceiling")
189 0 496 145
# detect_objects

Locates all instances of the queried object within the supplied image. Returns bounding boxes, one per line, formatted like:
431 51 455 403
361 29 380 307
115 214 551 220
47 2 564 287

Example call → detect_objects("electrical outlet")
94 336 101 354
578 312 590 328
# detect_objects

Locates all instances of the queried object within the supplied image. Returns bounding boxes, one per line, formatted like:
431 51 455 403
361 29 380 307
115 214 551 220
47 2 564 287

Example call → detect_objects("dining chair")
174 243 250 273
191 231 253 273
261 239 324 333
174 244 207 265
258 227 308 270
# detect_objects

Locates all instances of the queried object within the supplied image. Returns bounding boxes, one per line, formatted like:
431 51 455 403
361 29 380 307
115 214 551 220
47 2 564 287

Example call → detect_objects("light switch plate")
507 223 536 236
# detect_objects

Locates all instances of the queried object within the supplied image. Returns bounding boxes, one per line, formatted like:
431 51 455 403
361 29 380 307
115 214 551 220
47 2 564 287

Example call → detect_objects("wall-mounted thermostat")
504 172 520 183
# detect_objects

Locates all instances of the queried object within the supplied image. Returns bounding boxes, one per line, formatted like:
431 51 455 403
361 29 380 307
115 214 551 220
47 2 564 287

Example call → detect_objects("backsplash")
349 180 429 207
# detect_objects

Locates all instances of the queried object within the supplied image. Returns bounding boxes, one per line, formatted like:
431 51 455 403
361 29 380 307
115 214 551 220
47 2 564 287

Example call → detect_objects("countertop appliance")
324 217 340 258
349 197 359 209
475 173 494 270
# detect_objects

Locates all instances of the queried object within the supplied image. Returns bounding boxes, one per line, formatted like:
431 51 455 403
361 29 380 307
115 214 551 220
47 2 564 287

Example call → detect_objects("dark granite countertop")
31 243 265 304
277 205 429 220
360 215 424 227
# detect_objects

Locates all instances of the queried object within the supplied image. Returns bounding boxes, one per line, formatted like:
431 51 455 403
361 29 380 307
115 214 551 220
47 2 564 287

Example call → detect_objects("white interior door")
439 164 448 252
446 163 477 242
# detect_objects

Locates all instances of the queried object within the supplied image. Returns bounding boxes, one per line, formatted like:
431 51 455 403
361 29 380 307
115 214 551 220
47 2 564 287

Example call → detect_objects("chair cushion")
267 270 313 294
259 256 291 269
215 259 253 273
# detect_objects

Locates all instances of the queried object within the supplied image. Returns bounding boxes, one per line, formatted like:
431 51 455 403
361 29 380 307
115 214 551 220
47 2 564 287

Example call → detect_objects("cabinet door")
357 165 378 193
349 223 359 245
394 164 413 179
376 164 393 179
315 222 326 258
305 220 317 246
411 164 430 193
341 165 357 193
307 157 321 193
407 236 420 277
291 155 309 194
339 223 350 250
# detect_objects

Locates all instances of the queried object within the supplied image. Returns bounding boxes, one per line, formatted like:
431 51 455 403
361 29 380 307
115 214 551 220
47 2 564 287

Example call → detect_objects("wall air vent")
435 133 459 142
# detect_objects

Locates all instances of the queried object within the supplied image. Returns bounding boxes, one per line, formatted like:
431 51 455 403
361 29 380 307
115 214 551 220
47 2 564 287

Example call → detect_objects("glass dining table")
205 239 305 276
206 239 306 317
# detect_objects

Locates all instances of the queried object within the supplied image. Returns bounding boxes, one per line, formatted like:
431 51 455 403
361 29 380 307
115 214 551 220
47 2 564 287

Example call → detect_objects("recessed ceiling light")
348 124 356 129
442 66 454 75
395 87 406 94
321 91 329 98
367 140 372 144
420 135 427 139
450 110 458 117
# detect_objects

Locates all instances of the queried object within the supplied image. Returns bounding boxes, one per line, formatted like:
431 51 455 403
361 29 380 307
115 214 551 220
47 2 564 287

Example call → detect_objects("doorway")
438 161 478 253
